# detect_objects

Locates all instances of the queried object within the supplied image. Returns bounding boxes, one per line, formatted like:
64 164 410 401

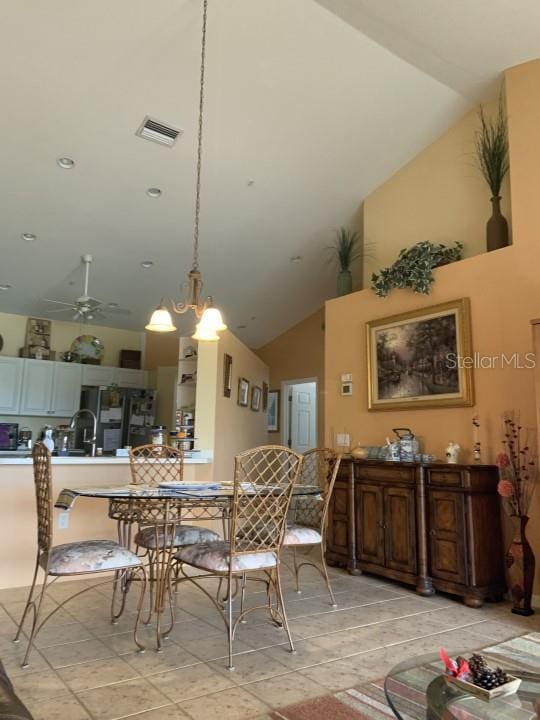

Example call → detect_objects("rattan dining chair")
127 444 221 625
14 443 147 667
173 445 303 670
282 448 342 606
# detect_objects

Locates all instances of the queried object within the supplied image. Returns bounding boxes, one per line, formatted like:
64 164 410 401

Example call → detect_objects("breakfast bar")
0 454 213 589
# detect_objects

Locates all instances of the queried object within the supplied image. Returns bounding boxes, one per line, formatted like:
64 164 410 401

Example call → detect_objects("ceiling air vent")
136 116 183 147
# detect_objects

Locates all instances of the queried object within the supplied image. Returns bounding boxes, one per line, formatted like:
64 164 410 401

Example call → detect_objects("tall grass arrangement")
475 96 509 197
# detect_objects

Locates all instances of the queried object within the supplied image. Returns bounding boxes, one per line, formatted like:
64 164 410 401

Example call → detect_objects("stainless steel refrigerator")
76 387 157 454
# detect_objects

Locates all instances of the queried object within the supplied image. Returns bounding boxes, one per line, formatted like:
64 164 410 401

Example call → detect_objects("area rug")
269 632 540 720
269 681 391 719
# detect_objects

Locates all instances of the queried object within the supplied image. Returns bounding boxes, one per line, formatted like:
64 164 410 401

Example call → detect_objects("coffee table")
384 640 540 719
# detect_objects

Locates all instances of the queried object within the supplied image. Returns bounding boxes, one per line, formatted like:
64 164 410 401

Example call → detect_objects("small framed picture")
238 377 250 407
267 390 280 432
251 386 262 411
223 353 233 398
262 382 269 412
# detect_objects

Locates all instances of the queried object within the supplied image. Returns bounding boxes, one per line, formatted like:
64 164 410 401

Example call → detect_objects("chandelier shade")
145 303 177 333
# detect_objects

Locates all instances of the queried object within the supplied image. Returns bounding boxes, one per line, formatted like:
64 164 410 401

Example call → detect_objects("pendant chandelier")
145 0 226 341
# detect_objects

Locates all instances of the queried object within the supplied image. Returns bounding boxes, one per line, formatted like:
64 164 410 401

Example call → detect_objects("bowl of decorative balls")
440 649 521 701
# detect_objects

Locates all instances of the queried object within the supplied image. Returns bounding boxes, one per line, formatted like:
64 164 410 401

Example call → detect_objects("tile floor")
1 555 538 720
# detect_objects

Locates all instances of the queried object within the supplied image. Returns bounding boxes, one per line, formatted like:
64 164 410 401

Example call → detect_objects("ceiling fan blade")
45 308 74 314
104 307 131 316
43 298 75 307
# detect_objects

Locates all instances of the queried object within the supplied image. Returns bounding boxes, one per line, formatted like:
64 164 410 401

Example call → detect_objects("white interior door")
288 381 317 453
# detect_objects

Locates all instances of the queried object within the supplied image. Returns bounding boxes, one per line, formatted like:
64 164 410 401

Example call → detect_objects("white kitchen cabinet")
115 368 144 388
21 360 82 417
50 363 82 416
0 357 24 414
81 365 116 386
81 365 145 388
20 360 54 415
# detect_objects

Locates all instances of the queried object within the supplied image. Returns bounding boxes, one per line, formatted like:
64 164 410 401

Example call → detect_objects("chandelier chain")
192 0 208 272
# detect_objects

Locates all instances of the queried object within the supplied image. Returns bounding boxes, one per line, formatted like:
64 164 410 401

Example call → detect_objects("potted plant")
475 97 510 251
371 240 463 297
329 227 362 296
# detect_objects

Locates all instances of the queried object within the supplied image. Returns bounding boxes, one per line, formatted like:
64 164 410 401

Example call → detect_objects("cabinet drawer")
427 469 463 487
356 465 416 483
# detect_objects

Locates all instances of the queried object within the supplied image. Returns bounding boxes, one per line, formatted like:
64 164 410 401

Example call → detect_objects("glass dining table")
55 481 320 649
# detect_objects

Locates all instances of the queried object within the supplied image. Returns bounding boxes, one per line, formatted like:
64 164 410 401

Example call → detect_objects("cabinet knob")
429 529 436 536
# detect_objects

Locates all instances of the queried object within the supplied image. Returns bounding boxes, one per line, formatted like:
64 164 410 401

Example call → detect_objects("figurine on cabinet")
445 442 461 464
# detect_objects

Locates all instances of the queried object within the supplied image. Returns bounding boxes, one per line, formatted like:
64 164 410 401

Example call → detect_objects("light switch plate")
341 373 352 382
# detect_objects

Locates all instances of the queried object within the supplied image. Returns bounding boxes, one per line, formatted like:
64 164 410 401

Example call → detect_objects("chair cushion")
175 541 277 573
135 524 221 550
42 540 142 575
283 525 322 546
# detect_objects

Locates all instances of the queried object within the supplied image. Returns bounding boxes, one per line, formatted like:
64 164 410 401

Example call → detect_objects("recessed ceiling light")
21 233 37 242
290 255 302 263
141 261 154 269
237 324 247 329
57 157 75 169
247 179 255 186
146 188 162 198
0 284 13 291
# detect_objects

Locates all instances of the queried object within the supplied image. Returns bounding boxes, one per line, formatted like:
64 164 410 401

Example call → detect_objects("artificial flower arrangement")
496 412 537 516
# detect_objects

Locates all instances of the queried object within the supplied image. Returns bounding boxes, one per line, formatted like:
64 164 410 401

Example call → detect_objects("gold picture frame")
367 298 474 411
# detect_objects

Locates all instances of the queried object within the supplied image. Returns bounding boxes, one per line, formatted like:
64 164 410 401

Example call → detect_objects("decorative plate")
70 334 105 362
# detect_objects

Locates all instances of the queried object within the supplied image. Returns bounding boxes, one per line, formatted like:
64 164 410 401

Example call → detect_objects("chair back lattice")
230 445 303 555
292 448 341 531
32 442 53 554
129 444 184 487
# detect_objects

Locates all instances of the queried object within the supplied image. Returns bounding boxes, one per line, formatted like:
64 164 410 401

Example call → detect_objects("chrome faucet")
69 409 98 457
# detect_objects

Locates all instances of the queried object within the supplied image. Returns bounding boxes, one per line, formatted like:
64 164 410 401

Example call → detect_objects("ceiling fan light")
192 322 219 341
199 306 227 333
145 305 177 333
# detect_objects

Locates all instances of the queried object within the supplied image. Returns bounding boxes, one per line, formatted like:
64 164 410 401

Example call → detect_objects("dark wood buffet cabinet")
326 459 506 607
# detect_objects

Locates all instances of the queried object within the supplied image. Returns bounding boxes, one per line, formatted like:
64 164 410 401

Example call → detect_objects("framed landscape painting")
367 298 474 411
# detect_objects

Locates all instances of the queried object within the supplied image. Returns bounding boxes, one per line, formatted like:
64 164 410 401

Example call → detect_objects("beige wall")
212 331 269 485
363 103 511 287
0 311 144 368
325 59 540 594
256 308 325 446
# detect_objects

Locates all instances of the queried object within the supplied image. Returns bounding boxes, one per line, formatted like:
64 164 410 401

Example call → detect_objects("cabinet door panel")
20 360 54 416
428 489 467 584
51 363 82 416
116 368 144 388
326 481 349 559
0 357 23 414
356 483 384 566
384 486 417 574
82 365 115 386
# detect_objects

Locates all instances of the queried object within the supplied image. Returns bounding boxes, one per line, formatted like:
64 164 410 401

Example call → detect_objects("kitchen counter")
0 453 212 466
0 448 215 588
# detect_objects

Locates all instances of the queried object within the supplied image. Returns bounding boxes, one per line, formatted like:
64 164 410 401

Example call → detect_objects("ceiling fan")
42 254 131 322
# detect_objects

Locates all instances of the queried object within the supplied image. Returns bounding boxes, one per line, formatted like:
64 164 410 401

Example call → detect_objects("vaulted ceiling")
0 1 538 346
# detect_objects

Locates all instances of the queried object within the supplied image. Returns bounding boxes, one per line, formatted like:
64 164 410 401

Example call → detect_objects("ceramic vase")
337 270 352 296
486 196 509 252
506 515 535 616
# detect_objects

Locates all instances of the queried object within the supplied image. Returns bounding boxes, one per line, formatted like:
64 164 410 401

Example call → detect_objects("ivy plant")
371 241 463 297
